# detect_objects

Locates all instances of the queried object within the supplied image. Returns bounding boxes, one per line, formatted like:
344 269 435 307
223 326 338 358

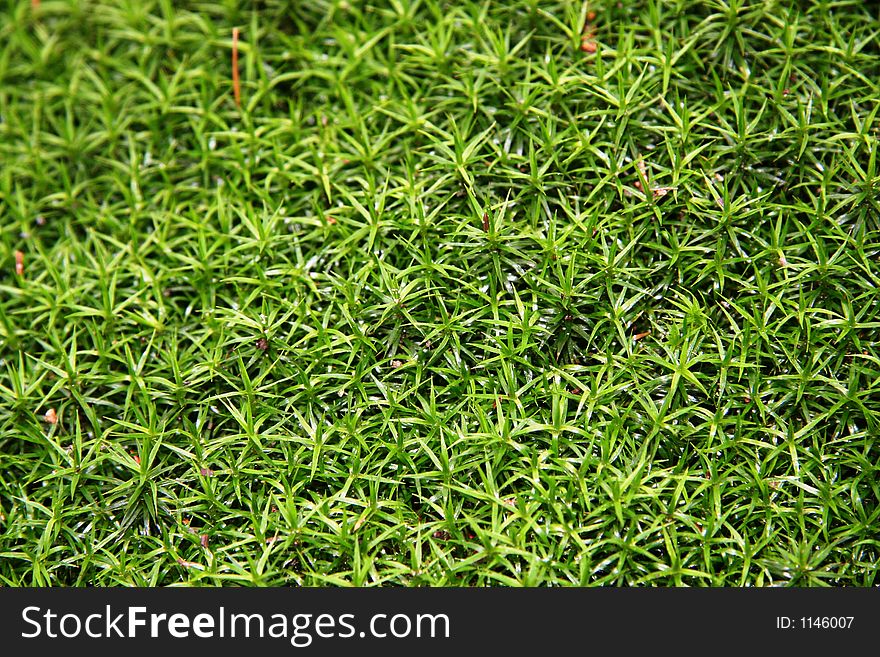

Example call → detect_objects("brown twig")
14 250 24 277
633 155 675 199
232 27 241 107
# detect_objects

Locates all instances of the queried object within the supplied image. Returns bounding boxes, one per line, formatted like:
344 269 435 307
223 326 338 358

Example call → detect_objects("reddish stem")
232 27 241 107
